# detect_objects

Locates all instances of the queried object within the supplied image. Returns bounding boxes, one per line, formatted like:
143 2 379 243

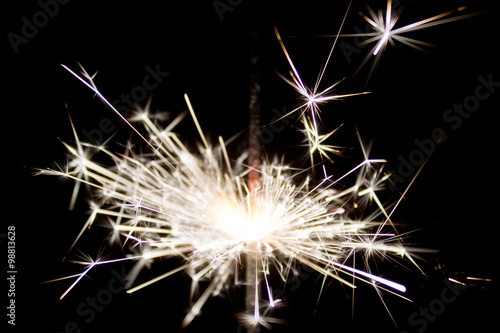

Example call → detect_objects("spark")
357 1 468 55
301 118 343 163
466 277 492 282
325 0 481 84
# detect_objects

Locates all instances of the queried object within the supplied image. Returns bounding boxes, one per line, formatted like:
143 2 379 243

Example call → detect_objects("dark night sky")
6 0 499 332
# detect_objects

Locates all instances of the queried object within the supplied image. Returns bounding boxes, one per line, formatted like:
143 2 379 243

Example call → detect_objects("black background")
5 0 499 332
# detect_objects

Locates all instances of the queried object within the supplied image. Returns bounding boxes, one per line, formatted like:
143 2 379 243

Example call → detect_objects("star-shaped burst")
328 0 481 84
273 26 369 165
301 118 343 163
40 62 421 329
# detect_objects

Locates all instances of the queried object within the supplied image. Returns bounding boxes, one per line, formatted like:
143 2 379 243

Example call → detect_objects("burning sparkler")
41 63 418 330
38 1 478 331
325 0 481 84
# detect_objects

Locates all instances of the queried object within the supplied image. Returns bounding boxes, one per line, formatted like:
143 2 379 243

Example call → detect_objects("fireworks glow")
39 1 479 330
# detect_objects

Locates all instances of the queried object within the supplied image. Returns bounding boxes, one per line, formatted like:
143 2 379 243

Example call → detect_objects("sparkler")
38 1 476 330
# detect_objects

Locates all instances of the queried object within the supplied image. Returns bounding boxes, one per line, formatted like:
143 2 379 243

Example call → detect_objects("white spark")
326 0 480 84
41 65 419 328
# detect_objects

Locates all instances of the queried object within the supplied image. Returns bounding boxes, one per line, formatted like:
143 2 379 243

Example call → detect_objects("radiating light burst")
328 0 481 84
358 0 468 55
273 24 370 165
38 2 457 329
